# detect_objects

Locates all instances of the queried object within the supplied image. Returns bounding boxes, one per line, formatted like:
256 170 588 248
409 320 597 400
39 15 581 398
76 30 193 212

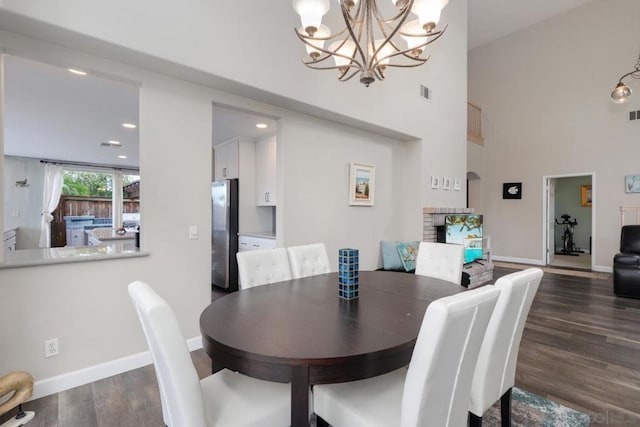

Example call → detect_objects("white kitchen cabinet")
214 139 240 180
238 235 276 252
214 137 257 181
255 135 277 206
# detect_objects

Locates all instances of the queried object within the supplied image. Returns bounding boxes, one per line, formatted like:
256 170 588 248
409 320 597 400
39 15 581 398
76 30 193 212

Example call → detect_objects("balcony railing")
468 101 484 145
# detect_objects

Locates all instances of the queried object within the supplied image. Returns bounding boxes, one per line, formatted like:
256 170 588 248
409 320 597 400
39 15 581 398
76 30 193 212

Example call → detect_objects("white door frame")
542 172 595 270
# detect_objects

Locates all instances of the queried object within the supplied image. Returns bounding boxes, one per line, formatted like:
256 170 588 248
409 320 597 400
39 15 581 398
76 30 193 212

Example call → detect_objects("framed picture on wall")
625 175 640 193
443 177 451 190
349 162 375 206
431 176 440 189
581 185 592 207
502 182 522 199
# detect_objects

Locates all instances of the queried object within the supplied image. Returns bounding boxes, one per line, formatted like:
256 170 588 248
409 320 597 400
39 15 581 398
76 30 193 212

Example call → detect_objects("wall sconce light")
611 52 640 104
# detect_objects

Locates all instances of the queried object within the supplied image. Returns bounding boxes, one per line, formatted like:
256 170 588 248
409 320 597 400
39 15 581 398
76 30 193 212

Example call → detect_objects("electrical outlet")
44 338 59 358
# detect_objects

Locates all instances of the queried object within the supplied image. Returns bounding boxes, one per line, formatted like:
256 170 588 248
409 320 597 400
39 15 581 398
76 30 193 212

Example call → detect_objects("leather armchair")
613 225 640 298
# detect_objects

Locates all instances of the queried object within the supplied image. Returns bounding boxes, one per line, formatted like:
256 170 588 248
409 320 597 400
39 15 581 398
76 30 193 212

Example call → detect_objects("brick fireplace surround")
422 207 493 288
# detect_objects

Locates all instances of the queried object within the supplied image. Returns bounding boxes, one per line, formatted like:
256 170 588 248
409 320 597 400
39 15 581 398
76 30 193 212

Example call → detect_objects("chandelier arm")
337 68 362 82
295 27 366 72
295 26 349 43
618 69 640 84
302 61 360 73
372 25 446 68
382 57 432 68
342 0 369 67
373 66 386 81
368 0 413 70
373 0 413 25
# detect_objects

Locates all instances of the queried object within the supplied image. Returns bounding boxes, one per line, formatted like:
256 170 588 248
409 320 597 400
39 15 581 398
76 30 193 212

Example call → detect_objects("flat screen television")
445 214 483 264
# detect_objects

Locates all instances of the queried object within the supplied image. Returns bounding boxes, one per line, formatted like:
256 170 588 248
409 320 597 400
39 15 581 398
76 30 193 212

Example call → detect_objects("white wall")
0 0 469 208
278 114 418 270
3 156 43 249
0 0 468 396
468 0 640 270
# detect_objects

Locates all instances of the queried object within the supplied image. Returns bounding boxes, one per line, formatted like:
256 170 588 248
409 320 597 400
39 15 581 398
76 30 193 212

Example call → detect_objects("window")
51 168 140 247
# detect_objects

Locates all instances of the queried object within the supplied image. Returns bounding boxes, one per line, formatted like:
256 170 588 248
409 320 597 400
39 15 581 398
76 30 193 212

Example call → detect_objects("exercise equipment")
555 214 584 256
0 371 35 427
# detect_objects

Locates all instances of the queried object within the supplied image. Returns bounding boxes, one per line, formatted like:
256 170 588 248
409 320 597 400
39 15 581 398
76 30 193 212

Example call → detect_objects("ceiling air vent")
420 85 431 101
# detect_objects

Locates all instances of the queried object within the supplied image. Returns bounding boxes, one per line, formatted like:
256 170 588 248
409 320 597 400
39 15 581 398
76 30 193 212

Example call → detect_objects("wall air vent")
100 141 122 147
420 85 431 101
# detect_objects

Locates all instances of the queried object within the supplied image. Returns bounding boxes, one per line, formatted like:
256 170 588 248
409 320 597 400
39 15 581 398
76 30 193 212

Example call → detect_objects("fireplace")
422 207 493 288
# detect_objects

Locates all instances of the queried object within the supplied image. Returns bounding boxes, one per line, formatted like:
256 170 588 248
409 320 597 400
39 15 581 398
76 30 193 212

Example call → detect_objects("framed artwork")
453 178 461 191
625 175 640 193
581 185 592 207
349 162 375 206
443 177 451 190
503 182 522 199
431 176 440 189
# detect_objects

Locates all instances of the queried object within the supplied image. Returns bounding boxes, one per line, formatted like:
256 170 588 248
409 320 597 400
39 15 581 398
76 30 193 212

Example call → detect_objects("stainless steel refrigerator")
211 179 239 291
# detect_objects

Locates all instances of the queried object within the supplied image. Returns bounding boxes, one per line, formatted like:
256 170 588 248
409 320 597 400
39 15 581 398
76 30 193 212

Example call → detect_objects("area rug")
482 387 590 426
311 387 590 426
493 261 611 280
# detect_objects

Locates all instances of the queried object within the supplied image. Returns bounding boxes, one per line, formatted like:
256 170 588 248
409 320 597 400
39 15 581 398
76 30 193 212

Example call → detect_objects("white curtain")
39 164 64 248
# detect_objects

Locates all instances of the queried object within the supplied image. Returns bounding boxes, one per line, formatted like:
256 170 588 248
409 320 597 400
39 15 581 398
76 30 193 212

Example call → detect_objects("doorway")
543 173 594 270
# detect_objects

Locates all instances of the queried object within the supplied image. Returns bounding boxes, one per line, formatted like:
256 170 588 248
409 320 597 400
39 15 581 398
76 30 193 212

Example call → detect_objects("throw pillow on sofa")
396 241 420 272
381 240 404 270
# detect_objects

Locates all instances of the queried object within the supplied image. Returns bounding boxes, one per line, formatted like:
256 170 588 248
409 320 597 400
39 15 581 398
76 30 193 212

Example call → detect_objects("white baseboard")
492 255 545 266
593 265 613 273
31 336 202 401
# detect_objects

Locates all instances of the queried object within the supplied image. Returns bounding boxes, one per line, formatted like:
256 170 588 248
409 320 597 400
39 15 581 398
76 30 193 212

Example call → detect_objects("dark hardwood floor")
2 267 639 426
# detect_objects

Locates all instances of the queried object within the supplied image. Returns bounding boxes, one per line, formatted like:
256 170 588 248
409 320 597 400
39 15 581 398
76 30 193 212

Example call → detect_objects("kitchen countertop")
0 243 147 269
87 228 137 241
238 231 276 239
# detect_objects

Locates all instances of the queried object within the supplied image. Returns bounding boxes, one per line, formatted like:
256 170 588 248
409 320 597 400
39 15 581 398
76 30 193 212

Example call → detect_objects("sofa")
613 225 640 298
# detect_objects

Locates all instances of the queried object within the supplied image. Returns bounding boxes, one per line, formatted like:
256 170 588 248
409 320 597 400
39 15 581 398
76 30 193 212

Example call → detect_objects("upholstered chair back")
620 225 640 253
401 286 500 426
236 248 292 289
415 242 465 285
469 268 543 418
287 243 331 279
128 281 208 427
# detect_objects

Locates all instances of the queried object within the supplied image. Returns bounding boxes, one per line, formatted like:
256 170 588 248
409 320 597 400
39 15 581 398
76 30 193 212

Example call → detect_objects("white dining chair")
313 285 501 427
286 243 331 279
468 268 543 427
128 281 290 427
415 241 465 285
236 248 292 289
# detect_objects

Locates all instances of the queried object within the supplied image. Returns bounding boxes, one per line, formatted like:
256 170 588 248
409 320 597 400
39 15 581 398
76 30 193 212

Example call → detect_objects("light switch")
189 225 198 240
12 210 20 217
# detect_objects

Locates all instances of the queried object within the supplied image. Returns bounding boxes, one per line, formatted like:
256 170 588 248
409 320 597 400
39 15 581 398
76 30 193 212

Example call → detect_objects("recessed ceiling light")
68 68 87 76
122 123 137 129
256 123 268 129
118 155 128 159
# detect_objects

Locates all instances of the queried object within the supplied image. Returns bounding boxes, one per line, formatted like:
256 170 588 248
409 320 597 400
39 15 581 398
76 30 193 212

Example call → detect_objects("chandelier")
611 52 640 104
293 0 449 87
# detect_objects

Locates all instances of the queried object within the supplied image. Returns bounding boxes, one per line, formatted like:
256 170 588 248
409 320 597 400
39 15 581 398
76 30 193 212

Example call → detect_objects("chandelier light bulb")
339 0 358 11
611 83 632 104
329 40 356 68
412 0 449 31
303 24 331 59
293 0 330 36
371 39 394 67
401 19 429 56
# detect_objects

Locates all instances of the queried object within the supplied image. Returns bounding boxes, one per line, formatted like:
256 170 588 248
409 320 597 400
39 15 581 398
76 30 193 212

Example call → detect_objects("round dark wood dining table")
200 270 465 427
